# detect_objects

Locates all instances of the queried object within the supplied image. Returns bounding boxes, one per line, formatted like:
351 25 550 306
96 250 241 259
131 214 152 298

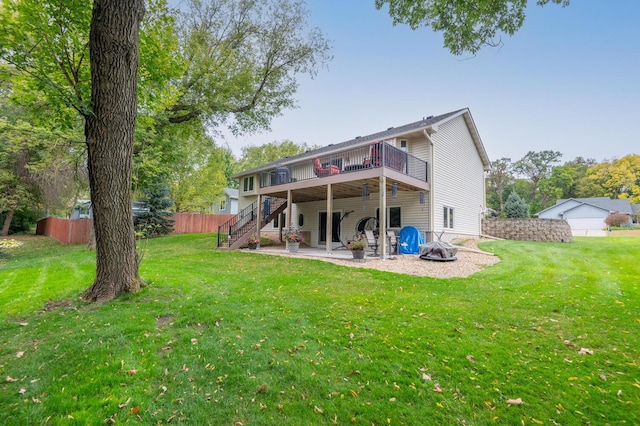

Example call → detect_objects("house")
536 197 635 236
213 188 239 214
222 108 491 254
69 199 149 220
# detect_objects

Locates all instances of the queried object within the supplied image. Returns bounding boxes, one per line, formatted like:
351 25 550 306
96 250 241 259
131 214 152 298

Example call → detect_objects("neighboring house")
213 188 239 214
69 200 149 219
223 108 491 253
536 197 635 236
70 199 93 219
632 204 640 224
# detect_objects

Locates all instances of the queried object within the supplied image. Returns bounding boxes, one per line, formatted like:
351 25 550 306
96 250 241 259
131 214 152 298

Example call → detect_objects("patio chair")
364 229 379 256
386 230 398 255
313 157 340 177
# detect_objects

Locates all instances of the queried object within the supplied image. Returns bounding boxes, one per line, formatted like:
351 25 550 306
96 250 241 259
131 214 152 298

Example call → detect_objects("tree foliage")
374 0 570 55
167 0 332 133
234 139 319 173
486 157 513 213
587 155 640 204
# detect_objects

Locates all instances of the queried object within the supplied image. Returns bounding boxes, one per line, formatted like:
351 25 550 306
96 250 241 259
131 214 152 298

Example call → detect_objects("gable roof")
223 188 239 199
233 108 490 177
536 197 633 216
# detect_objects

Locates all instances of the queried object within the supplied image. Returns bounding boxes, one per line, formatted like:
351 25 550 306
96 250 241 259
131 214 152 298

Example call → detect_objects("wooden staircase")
217 197 287 250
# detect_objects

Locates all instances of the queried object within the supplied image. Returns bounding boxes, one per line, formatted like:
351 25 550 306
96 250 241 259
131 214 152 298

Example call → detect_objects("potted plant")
348 238 366 260
246 235 260 250
284 226 304 253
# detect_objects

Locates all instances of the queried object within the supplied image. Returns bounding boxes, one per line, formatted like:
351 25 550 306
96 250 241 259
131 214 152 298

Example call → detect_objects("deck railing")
260 142 428 188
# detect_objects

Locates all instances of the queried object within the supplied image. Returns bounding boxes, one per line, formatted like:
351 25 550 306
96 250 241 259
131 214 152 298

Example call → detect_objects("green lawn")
1 234 638 425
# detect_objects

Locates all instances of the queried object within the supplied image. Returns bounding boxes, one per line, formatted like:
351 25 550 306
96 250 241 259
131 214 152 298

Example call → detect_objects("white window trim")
443 206 454 229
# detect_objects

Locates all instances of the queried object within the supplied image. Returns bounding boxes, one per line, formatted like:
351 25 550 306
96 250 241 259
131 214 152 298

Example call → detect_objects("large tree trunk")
1 208 15 236
82 0 146 302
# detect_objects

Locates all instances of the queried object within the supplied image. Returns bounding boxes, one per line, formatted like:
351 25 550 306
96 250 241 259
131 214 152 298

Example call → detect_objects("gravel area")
259 239 501 278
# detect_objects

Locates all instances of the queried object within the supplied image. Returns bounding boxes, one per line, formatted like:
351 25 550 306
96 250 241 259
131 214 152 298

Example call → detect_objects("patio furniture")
386 230 398 255
370 141 407 172
313 157 340 177
364 229 379 256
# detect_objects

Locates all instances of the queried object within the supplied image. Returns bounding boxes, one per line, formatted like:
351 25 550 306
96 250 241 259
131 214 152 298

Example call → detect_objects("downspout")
424 128 435 242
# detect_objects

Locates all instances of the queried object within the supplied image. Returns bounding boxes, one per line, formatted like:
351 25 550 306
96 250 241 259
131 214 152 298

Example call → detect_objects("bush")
0 208 40 235
504 191 529 218
605 213 630 227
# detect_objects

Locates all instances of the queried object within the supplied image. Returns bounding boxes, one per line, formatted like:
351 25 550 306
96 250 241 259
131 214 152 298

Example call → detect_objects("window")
243 176 254 192
298 213 304 227
376 206 402 228
274 212 286 228
389 207 401 228
219 200 226 210
443 206 454 229
400 140 408 152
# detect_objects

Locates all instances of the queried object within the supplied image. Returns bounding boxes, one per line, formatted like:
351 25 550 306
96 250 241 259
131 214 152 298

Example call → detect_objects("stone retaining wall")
482 218 573 242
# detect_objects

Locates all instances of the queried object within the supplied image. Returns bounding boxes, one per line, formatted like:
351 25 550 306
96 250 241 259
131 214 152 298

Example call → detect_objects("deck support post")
326 184 333 255
379 176 387 259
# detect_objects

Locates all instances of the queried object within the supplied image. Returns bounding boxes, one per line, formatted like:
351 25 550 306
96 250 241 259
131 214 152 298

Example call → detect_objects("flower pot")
287 242 299 253
351 249 365 260
248 243 258 250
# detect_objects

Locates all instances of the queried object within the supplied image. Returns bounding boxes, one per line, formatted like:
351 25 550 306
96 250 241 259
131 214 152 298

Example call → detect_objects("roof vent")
387 127 394 130
426 115 434 119
355 136 361 139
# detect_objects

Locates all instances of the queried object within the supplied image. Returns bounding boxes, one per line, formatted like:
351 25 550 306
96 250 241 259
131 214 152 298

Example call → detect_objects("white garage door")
567 217 605 230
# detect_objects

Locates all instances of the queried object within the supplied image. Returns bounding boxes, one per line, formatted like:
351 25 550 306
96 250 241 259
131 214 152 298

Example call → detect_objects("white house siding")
431 114 485 242
294 193 430 248
410 137 430 161
537 200 582 219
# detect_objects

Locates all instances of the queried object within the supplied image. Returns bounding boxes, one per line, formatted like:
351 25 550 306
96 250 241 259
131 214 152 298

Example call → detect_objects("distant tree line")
486 151 640 217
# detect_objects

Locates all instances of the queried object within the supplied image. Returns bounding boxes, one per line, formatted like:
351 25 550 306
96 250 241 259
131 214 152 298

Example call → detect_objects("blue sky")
224 0 640 164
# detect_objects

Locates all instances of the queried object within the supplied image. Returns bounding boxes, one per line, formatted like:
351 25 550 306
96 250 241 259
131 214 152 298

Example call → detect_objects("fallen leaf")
16 351 25 358
191 338 198 345
350 389 358 398
422 373 432 381
433 383 442 393
506 398 523 406
466 355 476 363
19 388 26 394
6 376 17 382
129 406 140 415
314 406 323 414
19 322 28 326
128 369 137 376
256 384 268 394
119 397 131 408
578 348 594 355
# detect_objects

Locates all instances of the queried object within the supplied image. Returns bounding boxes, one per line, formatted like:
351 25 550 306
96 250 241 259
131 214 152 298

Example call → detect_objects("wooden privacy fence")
36 213 235 245
36 217 94 245
171 213 235 234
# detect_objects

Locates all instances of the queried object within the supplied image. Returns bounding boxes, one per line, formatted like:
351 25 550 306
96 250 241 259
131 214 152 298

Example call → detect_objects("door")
318 212 341 245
